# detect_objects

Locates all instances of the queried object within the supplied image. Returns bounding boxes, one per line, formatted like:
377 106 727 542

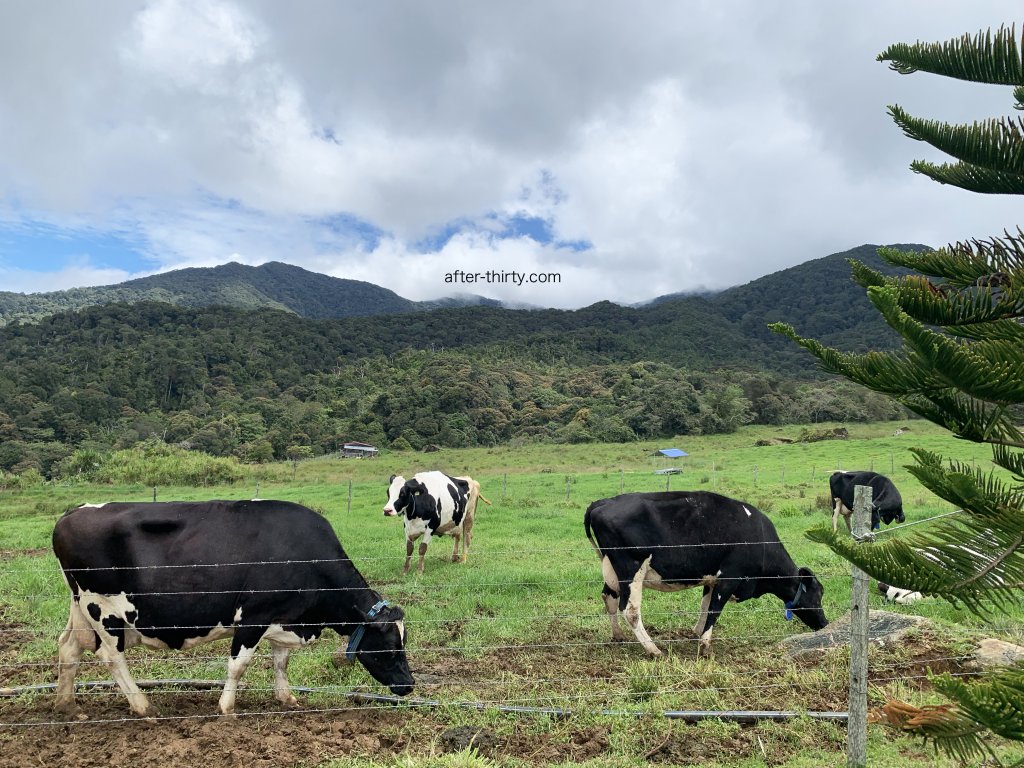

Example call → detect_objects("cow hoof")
278 695 300 709
451 555 460 563
54 700 78 716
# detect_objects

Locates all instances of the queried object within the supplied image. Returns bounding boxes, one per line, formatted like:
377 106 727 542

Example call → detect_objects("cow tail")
584 506 602 557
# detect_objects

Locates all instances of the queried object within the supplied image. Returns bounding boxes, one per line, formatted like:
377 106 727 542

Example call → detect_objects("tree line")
0 299 906 479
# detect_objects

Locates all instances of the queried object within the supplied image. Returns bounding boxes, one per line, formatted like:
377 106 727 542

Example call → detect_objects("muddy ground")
0 629 977 768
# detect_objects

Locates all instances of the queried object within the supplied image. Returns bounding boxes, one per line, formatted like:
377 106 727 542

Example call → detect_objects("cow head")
345 601 414 696
786 567 828 631
383 475 405 517
875 502 905 528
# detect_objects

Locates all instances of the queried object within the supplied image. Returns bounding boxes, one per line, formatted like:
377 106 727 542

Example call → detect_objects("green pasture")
0 421 1020 767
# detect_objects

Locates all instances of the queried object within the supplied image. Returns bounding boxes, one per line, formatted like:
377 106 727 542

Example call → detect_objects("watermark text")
444 269 561 287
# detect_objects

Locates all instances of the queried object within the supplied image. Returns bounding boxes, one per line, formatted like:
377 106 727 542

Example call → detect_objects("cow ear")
389 475 397 484
798 566 817 582
380 605 405 623
409 480 426 495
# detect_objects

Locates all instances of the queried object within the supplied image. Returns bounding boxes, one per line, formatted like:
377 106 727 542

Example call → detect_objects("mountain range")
0 260 506 326
0 243 925 342
0 242 929 471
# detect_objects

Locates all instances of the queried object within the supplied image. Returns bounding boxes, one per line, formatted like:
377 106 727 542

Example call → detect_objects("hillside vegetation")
0 244 925 477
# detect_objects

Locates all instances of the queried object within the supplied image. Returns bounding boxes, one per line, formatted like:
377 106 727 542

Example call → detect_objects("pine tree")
771 25 1024 762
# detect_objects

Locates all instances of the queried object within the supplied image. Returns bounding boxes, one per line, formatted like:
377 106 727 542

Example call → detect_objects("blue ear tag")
785 608 794 621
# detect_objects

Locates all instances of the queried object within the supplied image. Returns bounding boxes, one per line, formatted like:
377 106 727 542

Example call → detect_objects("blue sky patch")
312 212 386 251
413 211 592 253
0 221 150 274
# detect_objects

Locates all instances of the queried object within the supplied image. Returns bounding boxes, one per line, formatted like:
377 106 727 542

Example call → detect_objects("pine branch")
909 159 1024 194
889 106 1024 175
876 700 993 764
934 667 1024 742
866 287 1024 404
881 237 1019 280
878 25 1024 85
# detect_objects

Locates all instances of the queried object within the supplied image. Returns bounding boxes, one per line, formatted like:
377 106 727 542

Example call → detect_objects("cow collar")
345 599 389 661
784 582 807 621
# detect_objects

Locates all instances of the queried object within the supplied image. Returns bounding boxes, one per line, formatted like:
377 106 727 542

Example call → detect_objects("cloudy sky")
1 2 1023 308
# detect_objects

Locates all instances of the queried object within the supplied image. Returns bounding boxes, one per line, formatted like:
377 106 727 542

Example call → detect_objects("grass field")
0 421 1021 767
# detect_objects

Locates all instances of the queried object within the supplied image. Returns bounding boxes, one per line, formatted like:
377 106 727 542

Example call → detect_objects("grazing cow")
829 471 905 533
584 491 828 655
52 500 414 717
383 472 490 574
878 581 924 605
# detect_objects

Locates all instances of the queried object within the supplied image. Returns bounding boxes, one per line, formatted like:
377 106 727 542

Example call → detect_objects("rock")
975 638 1024 668
779 610 933 659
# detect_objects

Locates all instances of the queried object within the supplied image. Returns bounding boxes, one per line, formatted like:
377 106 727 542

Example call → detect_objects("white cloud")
1 1 1023 307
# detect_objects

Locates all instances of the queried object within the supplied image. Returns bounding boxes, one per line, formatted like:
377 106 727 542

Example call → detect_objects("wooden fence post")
347 479 353 514
848 484 872 768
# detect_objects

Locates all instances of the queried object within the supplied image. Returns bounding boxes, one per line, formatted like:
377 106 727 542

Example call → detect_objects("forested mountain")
710 243 920 350
0 243 928 478
0 261 502 325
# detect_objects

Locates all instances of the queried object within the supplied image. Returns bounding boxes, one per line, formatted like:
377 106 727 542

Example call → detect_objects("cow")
829 471 905 533
383 472 490 574
51 500 414 717
584 491 828 655
878 581 924 605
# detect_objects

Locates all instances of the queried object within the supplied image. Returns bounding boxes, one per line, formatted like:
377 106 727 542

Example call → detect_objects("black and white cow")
878 581 924 605
52 500 414 716
584 491 828 655
384 472 489 574
829 471 905 533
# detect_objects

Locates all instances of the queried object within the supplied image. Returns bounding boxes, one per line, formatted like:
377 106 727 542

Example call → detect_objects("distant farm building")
340 442 379 459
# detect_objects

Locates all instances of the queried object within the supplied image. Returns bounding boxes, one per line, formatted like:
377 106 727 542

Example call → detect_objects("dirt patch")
0 693 619 768
648 727 762 764
0 695 409 768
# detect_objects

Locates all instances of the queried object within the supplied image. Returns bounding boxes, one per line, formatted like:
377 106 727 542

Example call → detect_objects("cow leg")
600 556 626 642
417 539 429 574
450 532 461 563
461 515 474 563
96 637 153 717
403 538 414 574
219 630 263 715
621 556 661 656
696 580 739 655
602 584 625 642
270 645 299 708
55 600 97 713
693 586 714 637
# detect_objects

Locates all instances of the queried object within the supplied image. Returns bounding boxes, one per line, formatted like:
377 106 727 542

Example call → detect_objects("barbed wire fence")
0 465 993 767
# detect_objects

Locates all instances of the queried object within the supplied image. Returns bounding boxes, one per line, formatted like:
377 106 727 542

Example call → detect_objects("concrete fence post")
848 484 872 768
